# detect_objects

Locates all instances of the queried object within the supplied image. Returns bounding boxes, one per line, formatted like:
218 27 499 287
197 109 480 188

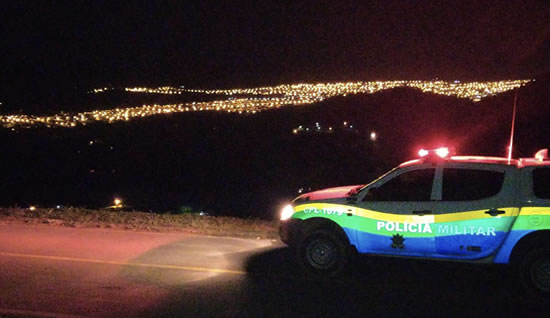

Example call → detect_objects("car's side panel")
493 207 550 263
291 203 527 260
289 204 550 263
433 208 519 257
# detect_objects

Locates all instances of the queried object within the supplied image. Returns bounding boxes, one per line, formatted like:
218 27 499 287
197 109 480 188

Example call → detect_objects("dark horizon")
2 1 549 102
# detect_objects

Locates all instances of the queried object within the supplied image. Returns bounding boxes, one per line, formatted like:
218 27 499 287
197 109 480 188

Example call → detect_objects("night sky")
2 0 549 99
1 1 549 217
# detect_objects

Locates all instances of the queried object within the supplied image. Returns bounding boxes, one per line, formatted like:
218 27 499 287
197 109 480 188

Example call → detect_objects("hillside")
0 76 548 219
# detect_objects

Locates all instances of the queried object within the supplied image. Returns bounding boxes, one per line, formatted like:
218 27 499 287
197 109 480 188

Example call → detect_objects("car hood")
294 184 365 202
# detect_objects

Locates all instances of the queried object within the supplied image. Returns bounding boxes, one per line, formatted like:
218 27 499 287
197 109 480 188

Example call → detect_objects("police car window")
533 168 550 199
442 168 504 201
364 168 435 201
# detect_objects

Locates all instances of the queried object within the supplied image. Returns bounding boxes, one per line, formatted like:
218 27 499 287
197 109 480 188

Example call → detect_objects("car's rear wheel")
519 248 550 296
297 228 349 278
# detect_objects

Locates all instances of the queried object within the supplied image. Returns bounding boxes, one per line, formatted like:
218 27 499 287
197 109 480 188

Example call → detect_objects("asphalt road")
0 223 549 318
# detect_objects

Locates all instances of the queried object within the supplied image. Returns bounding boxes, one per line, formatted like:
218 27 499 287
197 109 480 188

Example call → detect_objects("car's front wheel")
297 228 350 279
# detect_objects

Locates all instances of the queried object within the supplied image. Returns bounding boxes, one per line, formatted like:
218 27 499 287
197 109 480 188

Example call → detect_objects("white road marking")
0 251 246 275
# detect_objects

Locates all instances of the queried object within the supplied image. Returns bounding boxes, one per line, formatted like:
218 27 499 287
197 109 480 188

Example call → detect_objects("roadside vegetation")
0 207 279 239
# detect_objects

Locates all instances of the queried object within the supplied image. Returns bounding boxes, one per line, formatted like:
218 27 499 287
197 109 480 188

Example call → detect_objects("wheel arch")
300 217 353 247
509 230 550 266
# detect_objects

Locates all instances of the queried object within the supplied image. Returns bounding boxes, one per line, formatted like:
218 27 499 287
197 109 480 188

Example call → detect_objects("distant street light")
370 131 377 141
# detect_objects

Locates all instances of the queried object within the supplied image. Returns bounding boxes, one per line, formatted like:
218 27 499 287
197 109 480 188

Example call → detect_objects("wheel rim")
531 257 550 292
306 237 338 270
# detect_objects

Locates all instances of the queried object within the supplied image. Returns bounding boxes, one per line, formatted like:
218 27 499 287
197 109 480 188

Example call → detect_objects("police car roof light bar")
418 147 450 159
418 149 429 157
435 147 450 158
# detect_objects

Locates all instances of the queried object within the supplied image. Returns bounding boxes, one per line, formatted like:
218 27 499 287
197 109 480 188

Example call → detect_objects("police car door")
356 164 437 256
433 163 519 259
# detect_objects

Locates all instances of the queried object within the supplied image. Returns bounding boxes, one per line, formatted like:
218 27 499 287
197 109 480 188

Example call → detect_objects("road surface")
0 223 549 317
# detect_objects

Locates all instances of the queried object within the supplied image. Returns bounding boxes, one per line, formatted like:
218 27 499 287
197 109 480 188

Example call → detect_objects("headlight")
280 204 294 221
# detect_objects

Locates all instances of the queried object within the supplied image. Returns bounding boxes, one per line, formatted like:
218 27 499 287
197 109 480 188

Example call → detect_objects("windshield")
352 166 400 195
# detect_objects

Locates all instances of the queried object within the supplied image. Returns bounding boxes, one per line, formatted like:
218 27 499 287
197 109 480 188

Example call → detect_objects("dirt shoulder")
0 207 279 239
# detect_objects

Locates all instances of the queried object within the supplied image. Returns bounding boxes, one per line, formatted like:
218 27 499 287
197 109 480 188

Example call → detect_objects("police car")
279 147 550 295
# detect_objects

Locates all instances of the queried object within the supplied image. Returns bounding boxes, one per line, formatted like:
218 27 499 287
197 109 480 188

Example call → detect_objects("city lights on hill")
0 80 531 129
122 80 530 102
292 121 361 135
89 87 113 94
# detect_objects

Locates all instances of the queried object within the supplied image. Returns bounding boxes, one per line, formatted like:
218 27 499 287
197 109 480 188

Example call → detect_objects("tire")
297 228 350 279
519 248 550 297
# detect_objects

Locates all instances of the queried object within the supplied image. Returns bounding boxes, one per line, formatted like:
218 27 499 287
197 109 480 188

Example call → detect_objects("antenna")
507 90 518 164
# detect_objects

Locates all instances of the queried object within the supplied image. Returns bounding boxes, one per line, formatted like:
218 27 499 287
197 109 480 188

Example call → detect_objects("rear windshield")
533 168 550 199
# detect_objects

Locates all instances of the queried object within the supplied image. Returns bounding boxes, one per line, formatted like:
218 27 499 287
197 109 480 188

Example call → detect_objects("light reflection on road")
119 236 274 285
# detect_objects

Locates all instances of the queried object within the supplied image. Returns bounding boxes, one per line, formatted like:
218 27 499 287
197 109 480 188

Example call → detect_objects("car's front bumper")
278 218 303 246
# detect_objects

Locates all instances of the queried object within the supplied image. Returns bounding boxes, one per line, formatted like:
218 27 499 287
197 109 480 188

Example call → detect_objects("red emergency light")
418 147 450 159
535 148 548 161
418 149 429 157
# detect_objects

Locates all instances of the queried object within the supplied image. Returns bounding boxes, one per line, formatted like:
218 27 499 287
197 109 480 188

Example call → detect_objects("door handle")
485 209 505 217
412 210 432 216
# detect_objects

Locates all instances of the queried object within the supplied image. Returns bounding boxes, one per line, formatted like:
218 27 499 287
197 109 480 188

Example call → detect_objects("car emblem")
528 216 543 226
391 234 405 249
